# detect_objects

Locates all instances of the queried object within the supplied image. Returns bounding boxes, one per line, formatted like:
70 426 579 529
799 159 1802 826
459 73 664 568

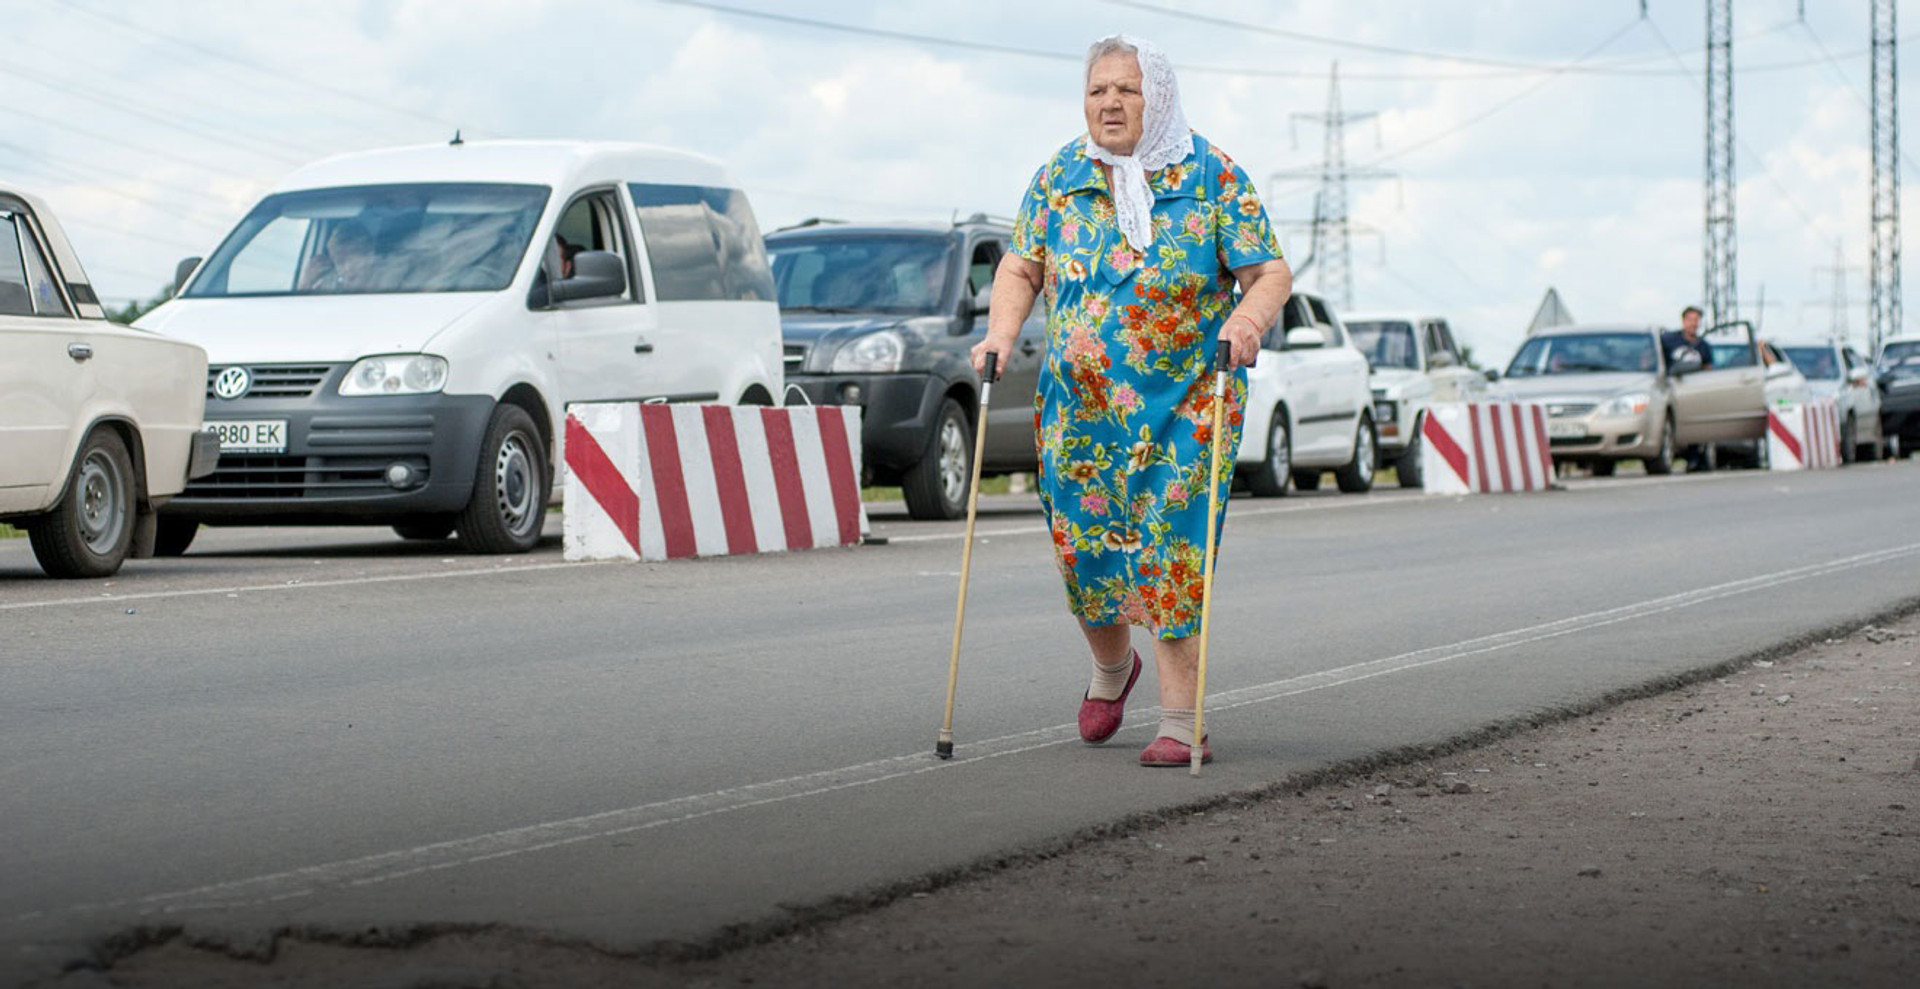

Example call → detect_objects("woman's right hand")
970 332 1016 380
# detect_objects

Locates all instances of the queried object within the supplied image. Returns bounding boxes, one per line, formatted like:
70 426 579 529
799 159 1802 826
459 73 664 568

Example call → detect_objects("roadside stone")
1443 781 1473 795
1579 866 1603 878
1774 695 1793 706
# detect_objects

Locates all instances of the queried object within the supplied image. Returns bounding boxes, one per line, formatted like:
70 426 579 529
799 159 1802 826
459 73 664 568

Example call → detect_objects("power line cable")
1103 0 1872 77
0 64 311 167
0 139 254 214
0 104 261 182
49 0 475 141
1793 18 1920 186
655 0 1851 82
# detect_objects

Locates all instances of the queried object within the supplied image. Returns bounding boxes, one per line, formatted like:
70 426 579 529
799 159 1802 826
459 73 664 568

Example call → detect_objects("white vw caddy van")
138 140 782 554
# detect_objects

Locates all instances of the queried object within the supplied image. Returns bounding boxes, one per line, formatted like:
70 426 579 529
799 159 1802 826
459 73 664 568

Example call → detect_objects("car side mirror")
1766 360 1795 380
173 256 202 296
1667 348 1703 377
1848 365 1872 385
1429 350 1458 369
1482 369 1501 383
971 284 992 316
549 250 626 304
1285 327 1328 350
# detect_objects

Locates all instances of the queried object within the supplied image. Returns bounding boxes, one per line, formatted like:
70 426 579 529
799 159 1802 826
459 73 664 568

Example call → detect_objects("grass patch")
862 474 1021 503
0 523 23 539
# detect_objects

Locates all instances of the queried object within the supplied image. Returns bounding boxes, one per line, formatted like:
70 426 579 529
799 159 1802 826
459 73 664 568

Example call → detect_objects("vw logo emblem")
213 366 252 400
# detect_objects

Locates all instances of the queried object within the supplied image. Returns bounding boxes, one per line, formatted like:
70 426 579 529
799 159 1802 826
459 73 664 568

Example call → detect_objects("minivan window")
767 234 952 315
1346 320 1418 369
629 183 774 303
1507 333 1657 377
184 183 547 298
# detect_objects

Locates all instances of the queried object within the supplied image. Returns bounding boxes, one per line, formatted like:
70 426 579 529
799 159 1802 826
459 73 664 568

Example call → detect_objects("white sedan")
0 187 218 577
1234 291 1377 496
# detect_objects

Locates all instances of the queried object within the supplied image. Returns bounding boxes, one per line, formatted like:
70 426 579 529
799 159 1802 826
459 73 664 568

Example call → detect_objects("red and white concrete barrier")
563 403 868 562
1420 402 1556 495
1766 398 1841 471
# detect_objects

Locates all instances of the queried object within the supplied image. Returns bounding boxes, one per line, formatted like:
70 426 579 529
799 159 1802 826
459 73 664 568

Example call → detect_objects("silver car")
1496 323 1766 476
1776 338 1885 462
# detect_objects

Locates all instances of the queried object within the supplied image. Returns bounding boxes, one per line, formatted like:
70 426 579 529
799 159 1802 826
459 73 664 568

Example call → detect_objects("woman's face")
1085 52 1145 156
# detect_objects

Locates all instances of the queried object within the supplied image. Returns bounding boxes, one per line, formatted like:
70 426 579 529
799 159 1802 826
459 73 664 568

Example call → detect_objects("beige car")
0 187 218 577
1495 323 1766 475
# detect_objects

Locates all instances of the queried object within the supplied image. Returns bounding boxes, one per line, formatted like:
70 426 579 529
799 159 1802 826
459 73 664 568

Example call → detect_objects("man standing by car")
1662 306 1713 471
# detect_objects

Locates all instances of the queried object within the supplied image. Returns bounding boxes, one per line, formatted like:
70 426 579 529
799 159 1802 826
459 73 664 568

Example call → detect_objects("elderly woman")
971 35 1292 767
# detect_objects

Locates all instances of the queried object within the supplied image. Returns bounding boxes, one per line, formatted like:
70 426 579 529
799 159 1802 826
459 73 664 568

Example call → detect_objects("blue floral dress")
1011 133 1282 639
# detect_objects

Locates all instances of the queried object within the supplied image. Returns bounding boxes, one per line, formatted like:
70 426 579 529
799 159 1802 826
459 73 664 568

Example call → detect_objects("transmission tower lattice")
1273 63 1392 311
1871 0 1902 355
1704 0 1737 329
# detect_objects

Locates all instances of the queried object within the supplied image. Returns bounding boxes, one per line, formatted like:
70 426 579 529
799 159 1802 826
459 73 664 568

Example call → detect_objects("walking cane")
1192 340 1231 777
936 352 998 760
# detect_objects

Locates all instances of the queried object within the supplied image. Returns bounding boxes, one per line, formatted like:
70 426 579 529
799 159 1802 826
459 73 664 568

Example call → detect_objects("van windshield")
767 234 952 315
184 183 548 297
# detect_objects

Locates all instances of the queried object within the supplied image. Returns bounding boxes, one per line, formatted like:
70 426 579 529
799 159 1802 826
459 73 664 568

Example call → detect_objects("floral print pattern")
1012 133 1281 639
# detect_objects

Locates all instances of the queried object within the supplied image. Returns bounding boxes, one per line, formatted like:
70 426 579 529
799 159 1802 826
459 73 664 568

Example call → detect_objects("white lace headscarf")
1083 34 1193 252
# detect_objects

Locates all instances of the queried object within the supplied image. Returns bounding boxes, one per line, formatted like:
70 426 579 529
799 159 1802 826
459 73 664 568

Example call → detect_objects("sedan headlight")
830 330 905 373
339 354 449 396
1599 392 1651 417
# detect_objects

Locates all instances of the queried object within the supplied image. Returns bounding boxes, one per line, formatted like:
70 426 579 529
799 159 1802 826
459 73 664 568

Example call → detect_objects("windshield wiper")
783 305 863 314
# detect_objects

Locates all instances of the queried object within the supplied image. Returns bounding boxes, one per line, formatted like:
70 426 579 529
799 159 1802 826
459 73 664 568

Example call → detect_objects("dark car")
766 216 1044 519
1876 336 1920 457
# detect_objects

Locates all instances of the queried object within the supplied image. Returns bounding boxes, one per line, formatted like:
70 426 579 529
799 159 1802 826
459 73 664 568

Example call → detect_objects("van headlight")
1600 392 1650 417
830 331 905 373
339 354 449 396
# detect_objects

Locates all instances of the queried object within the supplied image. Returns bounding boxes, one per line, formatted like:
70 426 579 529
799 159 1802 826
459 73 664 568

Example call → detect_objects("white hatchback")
1 187 219 577
1234 292 1377 496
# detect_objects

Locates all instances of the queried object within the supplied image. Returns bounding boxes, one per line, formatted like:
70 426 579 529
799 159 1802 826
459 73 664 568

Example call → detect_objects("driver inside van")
299 221 377 293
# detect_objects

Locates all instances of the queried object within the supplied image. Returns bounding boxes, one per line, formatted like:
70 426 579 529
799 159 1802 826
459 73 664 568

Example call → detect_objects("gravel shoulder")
52 613 1920 988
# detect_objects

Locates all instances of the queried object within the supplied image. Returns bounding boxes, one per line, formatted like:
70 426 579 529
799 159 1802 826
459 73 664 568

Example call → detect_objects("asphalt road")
4 464 1919 983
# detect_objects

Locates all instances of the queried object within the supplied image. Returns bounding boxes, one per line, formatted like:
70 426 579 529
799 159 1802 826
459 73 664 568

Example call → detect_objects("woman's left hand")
1222 312 1264 368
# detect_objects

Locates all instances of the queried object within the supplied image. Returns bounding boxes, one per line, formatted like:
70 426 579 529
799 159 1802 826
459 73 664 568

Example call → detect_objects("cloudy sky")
4 0 1910 365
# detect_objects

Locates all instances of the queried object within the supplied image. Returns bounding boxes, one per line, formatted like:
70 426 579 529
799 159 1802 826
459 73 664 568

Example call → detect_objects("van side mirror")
1429 350 1458 369
1483 368 1501 383
1285 327 1328 350
971 284 992 316
1848 365 1872 385
1765 360 1795 380
174 257 201 296
549 251 626 304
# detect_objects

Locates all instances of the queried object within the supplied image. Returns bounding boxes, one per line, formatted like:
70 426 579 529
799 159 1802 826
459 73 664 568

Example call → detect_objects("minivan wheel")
1245 408 1292 497
458 405 549 554
903 398 971 521
1334 415 1376 493
1644 417 1675 475
153 517 199 557
30 428 135 579
394 515 458 541
1395 417 1425 489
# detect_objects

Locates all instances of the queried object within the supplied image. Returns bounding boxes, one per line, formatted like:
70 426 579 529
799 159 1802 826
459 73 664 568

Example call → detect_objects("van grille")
206 364 336 400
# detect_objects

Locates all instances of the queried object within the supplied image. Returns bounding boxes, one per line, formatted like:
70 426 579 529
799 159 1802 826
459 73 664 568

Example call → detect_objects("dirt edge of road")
45 595 1920 987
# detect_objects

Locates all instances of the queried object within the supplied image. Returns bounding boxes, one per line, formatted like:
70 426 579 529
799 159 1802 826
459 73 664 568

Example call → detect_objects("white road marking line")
22 540 1920 925
880 491 1435 544
0 561 603 612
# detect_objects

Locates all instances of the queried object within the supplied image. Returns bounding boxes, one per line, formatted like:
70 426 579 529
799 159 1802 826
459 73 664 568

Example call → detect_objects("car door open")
1671 320 1766 443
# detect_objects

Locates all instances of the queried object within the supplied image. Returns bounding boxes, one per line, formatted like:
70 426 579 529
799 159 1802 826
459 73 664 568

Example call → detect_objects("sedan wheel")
29 428 136 578
1245 408 1292 497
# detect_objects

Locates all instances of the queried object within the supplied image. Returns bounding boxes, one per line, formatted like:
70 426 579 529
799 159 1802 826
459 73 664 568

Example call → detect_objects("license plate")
206 420 287 453
1548 421 1588 439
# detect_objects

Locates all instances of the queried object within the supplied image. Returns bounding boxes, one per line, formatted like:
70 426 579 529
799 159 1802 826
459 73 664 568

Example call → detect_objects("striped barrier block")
1419 402 1556 495
564 403 868 562
1766 398 1841 471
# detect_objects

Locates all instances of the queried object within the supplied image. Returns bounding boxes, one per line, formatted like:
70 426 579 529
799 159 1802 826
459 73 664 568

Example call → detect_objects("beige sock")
1086 650 1136 701
1158 707 1197 745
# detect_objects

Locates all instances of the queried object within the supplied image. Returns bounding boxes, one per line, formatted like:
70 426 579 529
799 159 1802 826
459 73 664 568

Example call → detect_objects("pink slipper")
1077 651 1142 744
1139 735 1212 767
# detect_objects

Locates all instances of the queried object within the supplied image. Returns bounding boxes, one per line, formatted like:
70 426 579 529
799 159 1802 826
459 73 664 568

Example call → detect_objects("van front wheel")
458 405 549 554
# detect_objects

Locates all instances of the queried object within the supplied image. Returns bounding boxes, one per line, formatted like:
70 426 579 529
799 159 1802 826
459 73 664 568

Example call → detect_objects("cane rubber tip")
1189 754 1203 777
935 741 954 760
